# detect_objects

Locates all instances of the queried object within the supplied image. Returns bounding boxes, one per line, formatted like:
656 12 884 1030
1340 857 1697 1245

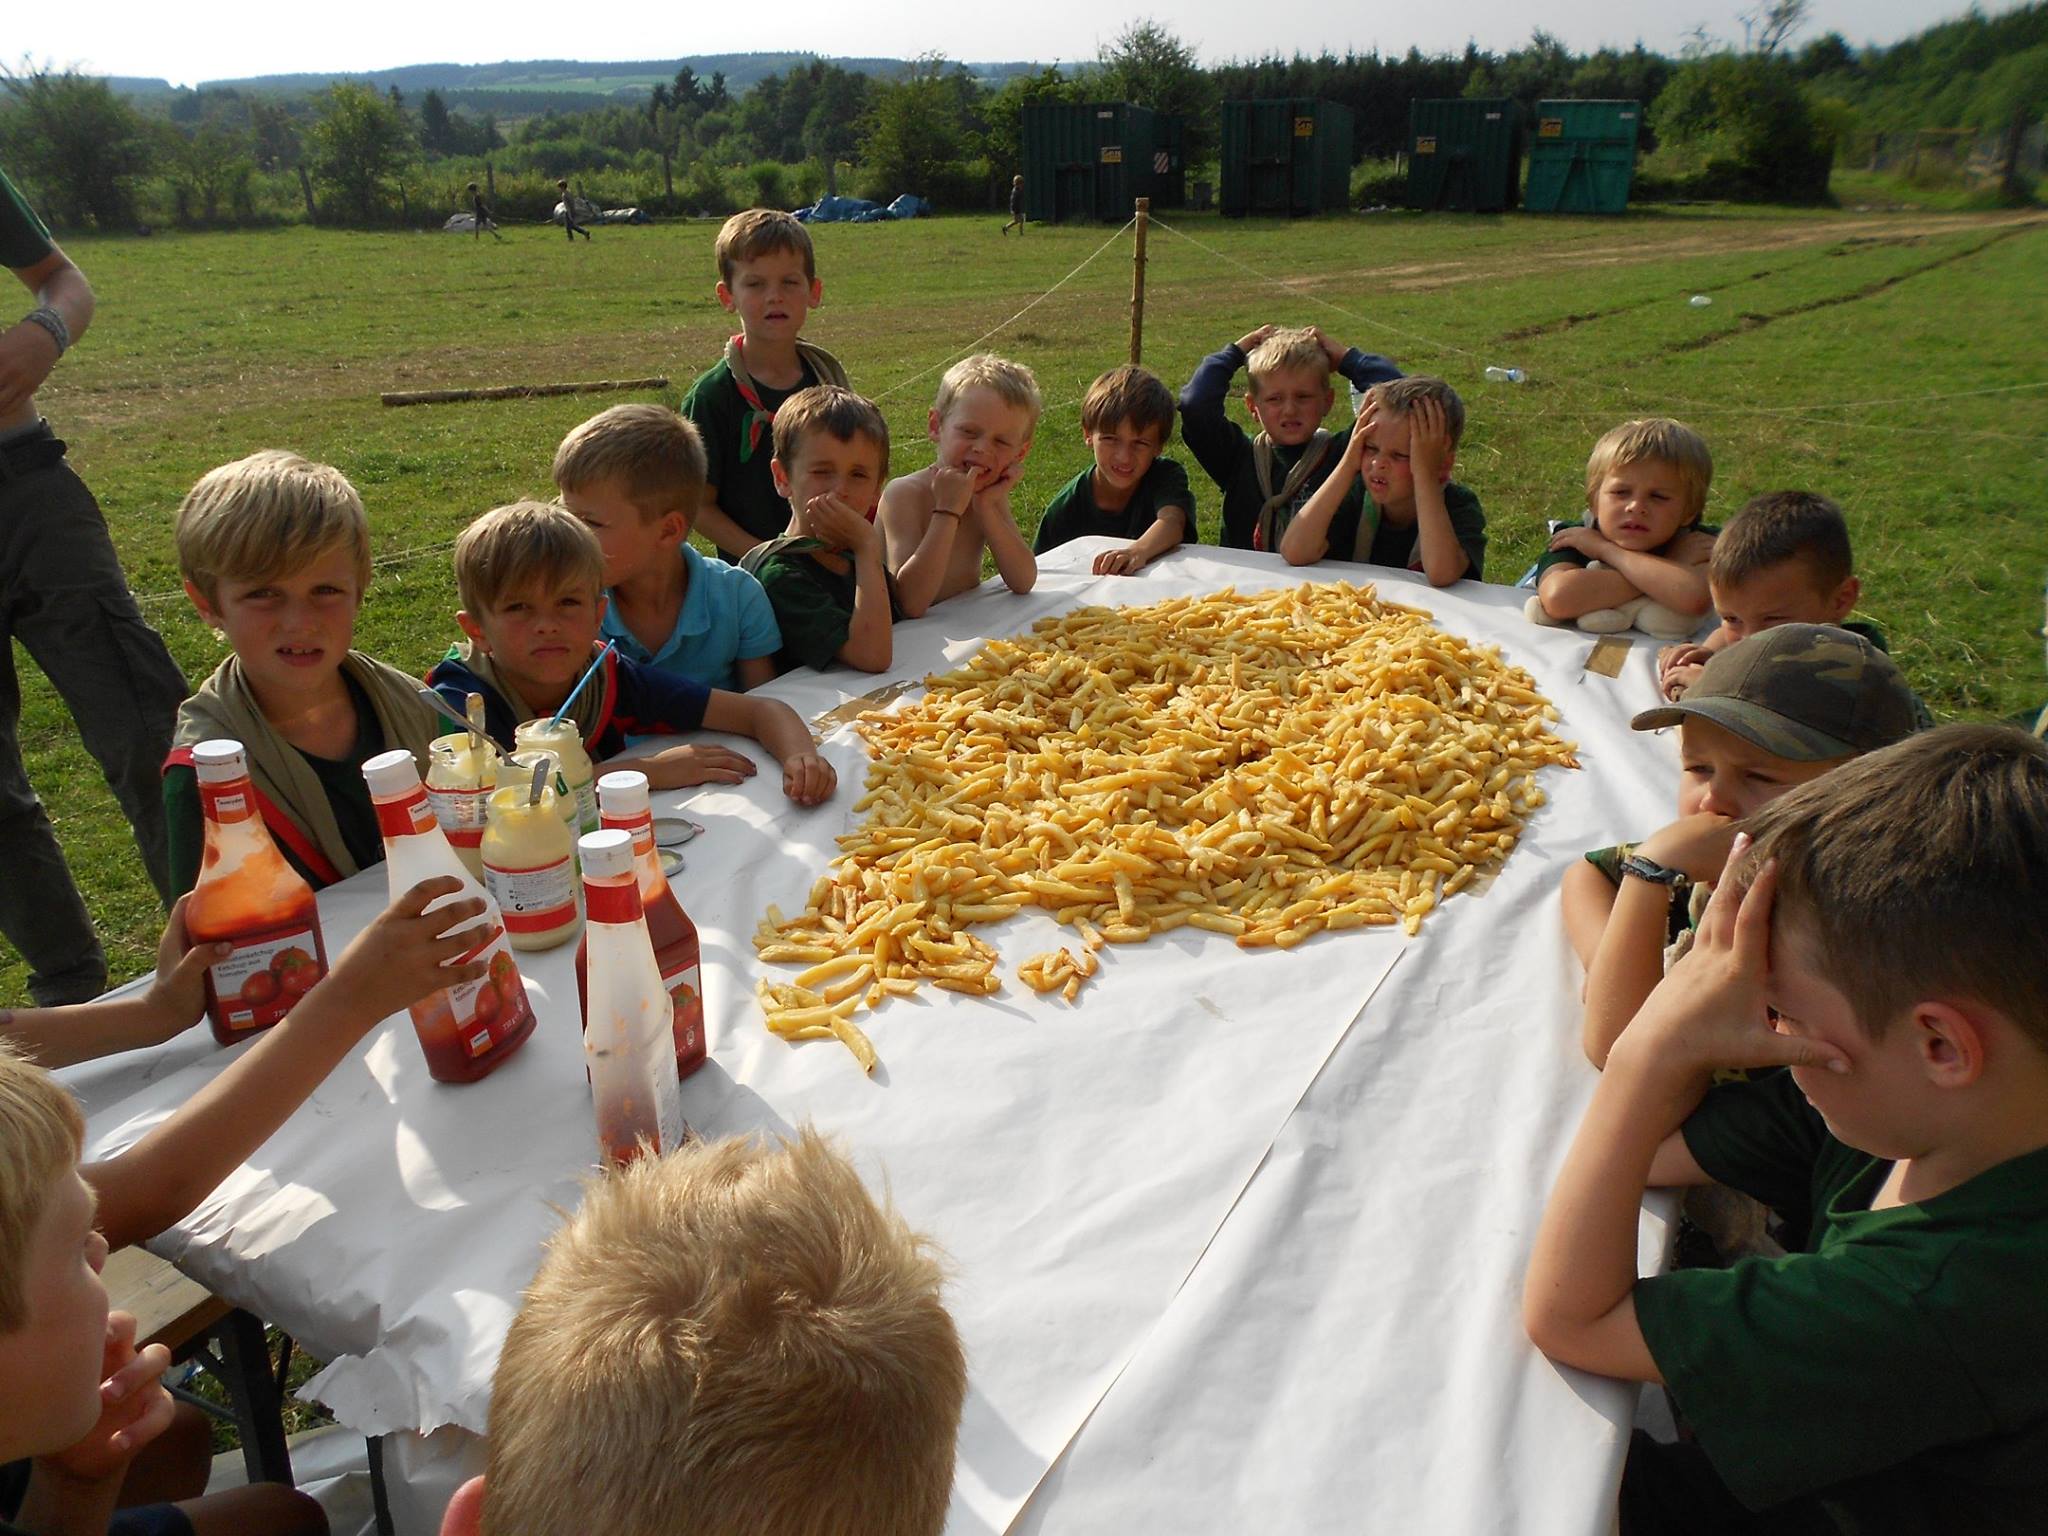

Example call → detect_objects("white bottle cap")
596 771 651 819
191 739 248 785
362 748 424 799
579 827 635 880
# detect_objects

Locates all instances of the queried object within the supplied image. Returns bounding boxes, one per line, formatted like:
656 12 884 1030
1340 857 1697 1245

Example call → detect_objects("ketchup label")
198 782 254 824
375 788 437 840
206 919 328 1034
485 858 579 935
662 958 707 1073
426 784 490 850
442 925 533 1056
583 880 642 926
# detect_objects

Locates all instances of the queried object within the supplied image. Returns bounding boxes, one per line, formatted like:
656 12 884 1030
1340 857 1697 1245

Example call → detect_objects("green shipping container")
1220 99 1357 217
1406 98 1524 213
1021 102 1163 224
1151 113 1188 210
1525 99 1641 214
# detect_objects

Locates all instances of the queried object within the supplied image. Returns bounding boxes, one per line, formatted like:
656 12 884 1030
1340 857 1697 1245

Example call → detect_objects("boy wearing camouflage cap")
1565 624 1922 1069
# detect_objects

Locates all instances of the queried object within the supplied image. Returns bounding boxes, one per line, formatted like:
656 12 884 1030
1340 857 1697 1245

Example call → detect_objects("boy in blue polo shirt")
554 405 781 694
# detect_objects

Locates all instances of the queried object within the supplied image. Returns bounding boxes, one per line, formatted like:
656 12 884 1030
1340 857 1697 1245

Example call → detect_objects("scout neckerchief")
166 650 442 886
724 335 850 465
443 641 619 755
1250 430 1334 552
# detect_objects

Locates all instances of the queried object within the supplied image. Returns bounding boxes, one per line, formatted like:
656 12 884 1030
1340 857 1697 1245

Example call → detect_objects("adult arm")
1 241 95 421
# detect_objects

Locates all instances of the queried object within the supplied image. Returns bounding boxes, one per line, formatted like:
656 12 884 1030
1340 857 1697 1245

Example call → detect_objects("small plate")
659 847 685 878
652 816 703 848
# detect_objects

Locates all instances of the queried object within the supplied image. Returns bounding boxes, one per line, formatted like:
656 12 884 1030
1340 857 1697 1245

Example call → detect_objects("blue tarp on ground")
795 194 930 223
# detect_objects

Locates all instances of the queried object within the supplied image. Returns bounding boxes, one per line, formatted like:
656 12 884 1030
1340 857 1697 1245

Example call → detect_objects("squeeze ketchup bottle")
185 739 330 1045
579 828 686 1165
362 748 536 1084
577 770 706 1079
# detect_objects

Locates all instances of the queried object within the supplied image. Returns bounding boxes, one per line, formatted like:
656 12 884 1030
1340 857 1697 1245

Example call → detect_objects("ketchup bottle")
576 770 706 1079
185 739 330 1045
579 828 686 1164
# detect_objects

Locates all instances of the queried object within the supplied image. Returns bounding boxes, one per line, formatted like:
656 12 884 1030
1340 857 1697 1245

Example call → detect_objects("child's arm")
1525 846 1845 1380
83 878 491 1251
972 461 1038 595
1279 418 1366 566
1176 328 1270 485
1561 859 1619 977
1094 506 1188 576
1314 327 1403 396
699 689 836 805
881 467 978 618
1542 526 1713 618
735 655 777 690
691 493 763 563
1404 397 1470 586
1 898 229 1069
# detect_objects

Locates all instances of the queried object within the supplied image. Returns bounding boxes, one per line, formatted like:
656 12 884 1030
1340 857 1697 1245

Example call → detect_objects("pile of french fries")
756 582 1577 1065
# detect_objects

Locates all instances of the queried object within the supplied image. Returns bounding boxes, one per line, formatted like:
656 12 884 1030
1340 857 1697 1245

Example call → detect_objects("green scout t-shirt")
1032 458 1196 555
0 166 56 270
1319 480 1489 581
681 356 828 556
744 537 905 674
1634 1070 2048 1531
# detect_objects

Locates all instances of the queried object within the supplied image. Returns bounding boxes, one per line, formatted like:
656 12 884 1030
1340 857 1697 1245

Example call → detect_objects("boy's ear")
183 579 222 629
808 277 824 308
715 280 736 313
1914 1001 1987 1089
1243 389 1260 420
769 457 792 498
455 609 489 652
1826 574 1861 622
440 1474 486 1536
657 507 690 545
927 407 943 444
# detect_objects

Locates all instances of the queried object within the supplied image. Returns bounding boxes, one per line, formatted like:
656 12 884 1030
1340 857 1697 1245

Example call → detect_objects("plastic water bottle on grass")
1484 366 1526 384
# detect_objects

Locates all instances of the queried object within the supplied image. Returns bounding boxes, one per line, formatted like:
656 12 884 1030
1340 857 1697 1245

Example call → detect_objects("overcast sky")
21 0 2023 87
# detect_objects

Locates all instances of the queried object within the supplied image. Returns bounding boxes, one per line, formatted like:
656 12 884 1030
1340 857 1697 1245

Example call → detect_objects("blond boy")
879 354 1041 617
554 404 781 694
439 1129 966 1536
1528 418 1716 637
1281 375 1485 584
742 386 901 674
680 210 849 562
1178 323 1401 553
166 450 444 896
427 503 833 804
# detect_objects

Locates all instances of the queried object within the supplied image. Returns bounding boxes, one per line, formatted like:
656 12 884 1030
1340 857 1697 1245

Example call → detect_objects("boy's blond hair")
1370 375 1467 449
175 450 373 606
771 385 892 480
714 208 817 285
1244 327 1329 388
932 354 1042 432
454 501 604 617
481 1128 965 1536
1737 724 2048 1053
552 405 708 519
0 1045 86 1330
1584 419 1713 526
1080 364 1175 441
1710 491 1853 591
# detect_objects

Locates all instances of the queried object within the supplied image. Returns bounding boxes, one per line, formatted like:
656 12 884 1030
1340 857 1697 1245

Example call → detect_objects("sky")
22 0 2025 86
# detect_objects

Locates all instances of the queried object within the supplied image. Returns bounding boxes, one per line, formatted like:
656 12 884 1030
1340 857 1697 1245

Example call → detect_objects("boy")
554 404 781 694
555 180 589 242
741 387 901 675
1526 725 2048 1534
464 182 501 242
878 354 1040 617
1032 364 1194 577
680 210 849 562
1002 173 1025 236
427 503 834 805
438 1129 966 1536
1565 625 1920 1069
1279 376 1486 585
1177 323 1401 554
165 450 445 897
1528 418 1716 637
0 876 486 1536
1657 490 1869 701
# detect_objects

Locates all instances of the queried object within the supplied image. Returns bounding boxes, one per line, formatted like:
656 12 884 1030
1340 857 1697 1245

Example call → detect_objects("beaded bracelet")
21 304 68 356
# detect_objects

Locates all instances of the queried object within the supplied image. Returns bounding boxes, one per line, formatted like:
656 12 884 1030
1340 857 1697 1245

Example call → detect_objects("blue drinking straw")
549 640 615 729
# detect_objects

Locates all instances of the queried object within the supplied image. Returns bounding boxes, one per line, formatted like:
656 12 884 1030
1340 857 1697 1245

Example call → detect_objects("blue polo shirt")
600 542 782 693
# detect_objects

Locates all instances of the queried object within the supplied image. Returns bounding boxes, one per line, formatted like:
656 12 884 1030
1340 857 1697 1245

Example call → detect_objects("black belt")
0 427 68 482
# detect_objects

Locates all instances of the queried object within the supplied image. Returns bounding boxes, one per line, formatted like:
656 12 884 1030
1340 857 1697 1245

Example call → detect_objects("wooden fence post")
1129 197 1151 366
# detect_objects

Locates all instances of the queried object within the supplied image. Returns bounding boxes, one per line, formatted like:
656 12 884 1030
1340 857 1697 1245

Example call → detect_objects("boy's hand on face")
144 894 233 1034
43 1313 176 1486
781 750 837 806
1308 326 1348 366
1638 811 1740 884
1408 398 1451 482
325 876 491 1024
1234 323 1278 355
973 456 1026 513
930 464 978 516
1548 524 1615 561
807 493 878 554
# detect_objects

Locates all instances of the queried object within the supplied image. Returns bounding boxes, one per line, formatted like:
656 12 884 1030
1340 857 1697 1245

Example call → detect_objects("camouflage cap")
1632 623 1920 761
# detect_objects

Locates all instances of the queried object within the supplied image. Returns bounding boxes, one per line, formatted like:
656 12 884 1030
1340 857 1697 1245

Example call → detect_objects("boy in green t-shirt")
1526 724 2048 1536
1032 364 1195 577
680 209 849 563
741 387 901 675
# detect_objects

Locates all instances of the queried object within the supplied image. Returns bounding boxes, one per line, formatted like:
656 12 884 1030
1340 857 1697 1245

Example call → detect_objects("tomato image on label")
273 947 320 996
241 969 280 1007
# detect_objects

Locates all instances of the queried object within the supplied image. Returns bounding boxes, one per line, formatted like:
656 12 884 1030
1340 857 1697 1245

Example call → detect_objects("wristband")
21 305 68 356
1617 853 1689 888
933 506 964 520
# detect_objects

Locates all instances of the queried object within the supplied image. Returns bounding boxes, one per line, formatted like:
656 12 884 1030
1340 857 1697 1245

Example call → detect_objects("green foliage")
1651 53 1835 201
1092 20 1218 162
858 55 982 204
984 67 1079 174
0 68 156 229
161 123 256 225
308 81 417 223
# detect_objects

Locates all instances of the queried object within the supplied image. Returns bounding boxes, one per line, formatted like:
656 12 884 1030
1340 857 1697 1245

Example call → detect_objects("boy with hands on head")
1527 725 2048 1535
879 354 1040 616
1280 376 1485 584
1032 364 1195 576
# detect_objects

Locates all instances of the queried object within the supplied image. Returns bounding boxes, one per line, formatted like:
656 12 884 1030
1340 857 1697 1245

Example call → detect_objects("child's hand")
143 894 232 1035
1638 812 1740 884
930 465 977 516
1309 325 1348 366
1234 324 1277 355
42 1313 176 1486
1658 642 1713 676
1615 840 1848 1081
1408 397 1451 482
808 493 878 553
1092 545 1148 576
1658 661 1706 701
322 877 492 1024
1548 524 1614 560
781 750 837 806
972 456 1026 510
639 742 760 791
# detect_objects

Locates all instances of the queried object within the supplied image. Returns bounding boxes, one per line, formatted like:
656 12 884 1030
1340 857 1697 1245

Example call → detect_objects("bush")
681 159 733 217
1649 53 1835 203
746 160 789 209
1350 155 1405 207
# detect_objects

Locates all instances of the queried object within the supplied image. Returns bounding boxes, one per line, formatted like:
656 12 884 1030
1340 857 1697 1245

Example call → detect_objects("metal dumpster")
1221 99 1357 217
1022 102 1162 224
1405 98 1524 213
1525 99 1641 214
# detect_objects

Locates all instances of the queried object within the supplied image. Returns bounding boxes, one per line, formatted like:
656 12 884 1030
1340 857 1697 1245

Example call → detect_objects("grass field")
6 204 2045 1004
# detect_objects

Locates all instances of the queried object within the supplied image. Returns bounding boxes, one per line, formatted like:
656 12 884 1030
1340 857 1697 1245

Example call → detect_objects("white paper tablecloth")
67 541 1677 1534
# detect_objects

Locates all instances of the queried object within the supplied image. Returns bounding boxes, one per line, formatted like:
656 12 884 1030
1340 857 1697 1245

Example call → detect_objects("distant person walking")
558 179 591 242
0 164 188 1004
467 180 503 241
1002 174 1026 236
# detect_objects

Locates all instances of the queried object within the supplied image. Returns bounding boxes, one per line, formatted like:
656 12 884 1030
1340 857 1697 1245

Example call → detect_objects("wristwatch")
1618 853 1689 888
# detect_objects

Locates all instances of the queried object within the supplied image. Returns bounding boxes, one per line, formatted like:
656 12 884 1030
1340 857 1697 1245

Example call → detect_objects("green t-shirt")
0 166 54 270
680 355 831 556
1320 480 1489 581
1032 458 1195 555
744 537 904 674
1634 1070 2048 1529
1532 518 1719 581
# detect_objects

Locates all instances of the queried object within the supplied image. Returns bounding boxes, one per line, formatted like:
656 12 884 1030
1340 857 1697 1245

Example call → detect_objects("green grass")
7 204 2045 1004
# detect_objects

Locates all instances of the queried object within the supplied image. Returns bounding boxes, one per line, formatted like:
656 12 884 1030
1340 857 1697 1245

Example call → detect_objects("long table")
67 541 1678 1534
